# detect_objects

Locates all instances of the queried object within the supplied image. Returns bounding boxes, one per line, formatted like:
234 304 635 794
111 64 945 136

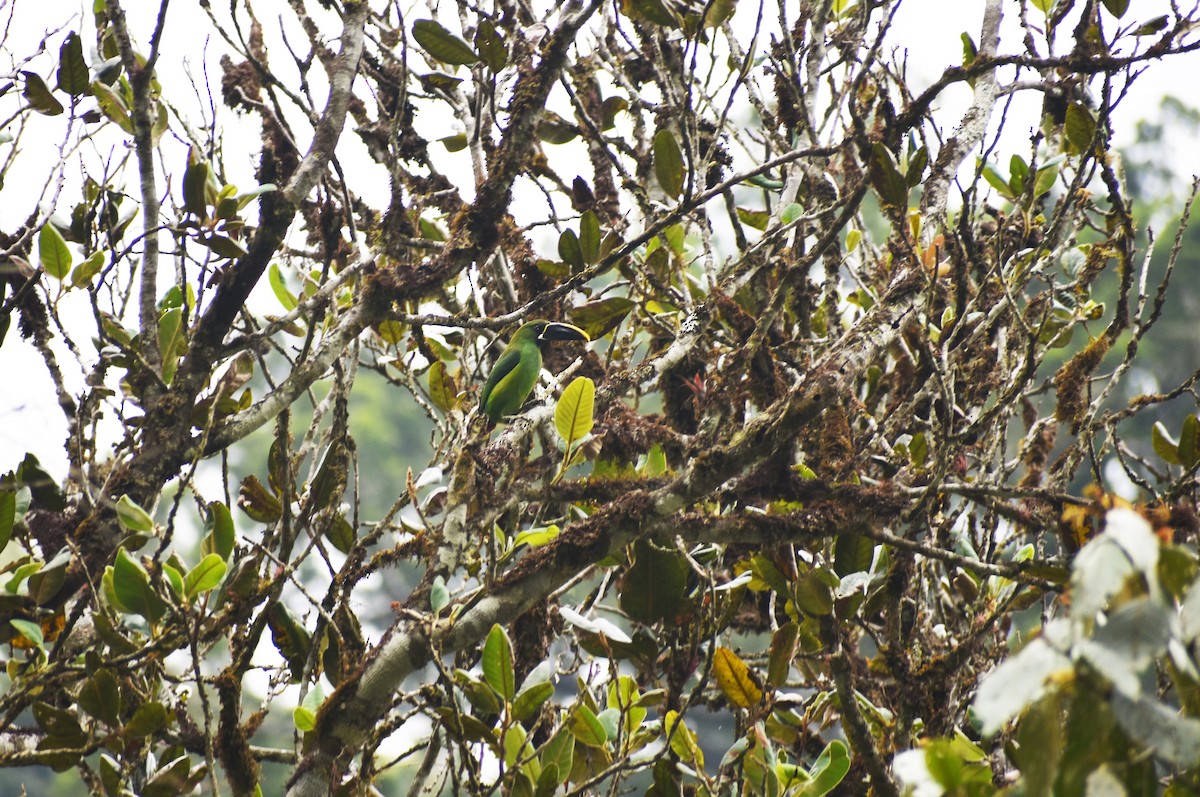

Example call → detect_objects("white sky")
3 0 1199 480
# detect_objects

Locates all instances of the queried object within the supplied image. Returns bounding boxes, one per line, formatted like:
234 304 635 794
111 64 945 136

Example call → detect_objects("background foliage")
3 0 1200 795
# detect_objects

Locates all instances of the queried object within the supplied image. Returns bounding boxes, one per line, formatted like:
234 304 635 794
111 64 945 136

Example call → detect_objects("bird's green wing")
479 346 527 422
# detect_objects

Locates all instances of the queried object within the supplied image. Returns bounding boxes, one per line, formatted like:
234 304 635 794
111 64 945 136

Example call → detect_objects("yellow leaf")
712 646 763 708
555 377 595 448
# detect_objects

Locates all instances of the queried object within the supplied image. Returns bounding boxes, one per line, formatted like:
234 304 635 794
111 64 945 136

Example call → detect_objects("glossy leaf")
806 740 851 796
1153 421 1181 465
512 681 555 722
579 210 601 264
1065 102 1096 153
202 501 235 560
39 224 72 280
116 494 155 533
568 704 608 747
654 128 685 198
412 19 480 66
430 575 449 615
475 20 507 71
555 377 595 448
0 490 15 552
91 80 133 133
113 547 165 622
184 553 227 599
269 263 298 311
558 229 584 272
482 623 516 701
869 143 908 209
57 32 89 96
1101 0 1129 18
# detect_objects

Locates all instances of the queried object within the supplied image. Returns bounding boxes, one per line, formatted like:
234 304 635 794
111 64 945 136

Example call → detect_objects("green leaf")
793 569 835 616
455 669 502 717
113 547 164 622
238 475 282 523
10 618 44 649
482 623 516 701
376 319 405 345
430 575 450 615
1153 421 1181 465
619 538 688 624
202 501 235 561
833 532 874 577
428 359 459 412
116 494 155 533
325 514 356 555
906 145 929 188
294 684 324 732
768 623 799 688
1135 15 1170 35
412 19 480 66
0 490 15 551
38 224 72 280
78 669 121 726
22 71 63 115
158 306 183 384
474 20 507 71
869 143 908 209
70 250 104 288
57 32 89 97
1100 0 1129 18
982 160 1014 199
201 233 248 259
601 97 628 130
512 681 555 722
558 229 584 272
542 732 575 781
91 80 133 134
184 553 227 599
1033 159 1061 198
268 603 312 682
183 149 211 219
513 524 560 549
124 701 167 737
703 0 736 27
653 128 685 198
579 211 601 265
1179 414 1200 470
737 207 770 231
269 263 298 311
1065 102 1096 153
804 740 851 797
162 562 183 599
556 377 595 450
568 704 608 747
569 297 635 340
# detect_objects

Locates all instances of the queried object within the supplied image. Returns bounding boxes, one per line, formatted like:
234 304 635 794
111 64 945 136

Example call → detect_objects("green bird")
479 320 590 424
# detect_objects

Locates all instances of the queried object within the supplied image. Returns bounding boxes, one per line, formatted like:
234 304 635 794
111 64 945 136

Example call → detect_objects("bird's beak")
538 322 590 343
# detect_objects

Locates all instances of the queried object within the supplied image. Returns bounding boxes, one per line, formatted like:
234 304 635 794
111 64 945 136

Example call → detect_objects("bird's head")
515 320 591 348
